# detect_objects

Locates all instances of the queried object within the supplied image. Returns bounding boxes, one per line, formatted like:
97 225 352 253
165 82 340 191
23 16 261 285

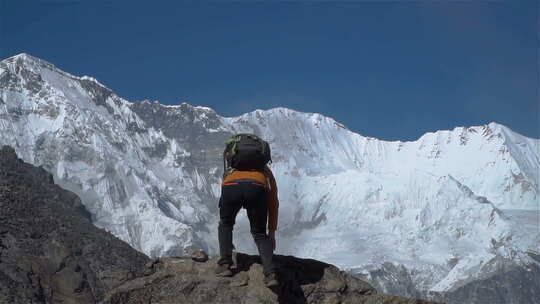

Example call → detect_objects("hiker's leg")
218 185 242 265
244 183 276 276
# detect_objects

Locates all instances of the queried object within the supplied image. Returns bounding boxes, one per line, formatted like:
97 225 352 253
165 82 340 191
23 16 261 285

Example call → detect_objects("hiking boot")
264 272 278 288
215 263 233 277
190 248 209 263
231 249 238 271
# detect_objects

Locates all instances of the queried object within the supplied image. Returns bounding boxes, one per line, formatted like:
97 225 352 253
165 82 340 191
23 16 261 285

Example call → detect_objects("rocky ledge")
104 253 437 304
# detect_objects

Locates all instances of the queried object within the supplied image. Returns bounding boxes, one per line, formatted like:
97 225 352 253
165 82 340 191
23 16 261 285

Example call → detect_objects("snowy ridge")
1 53 539 301
0 53 204 256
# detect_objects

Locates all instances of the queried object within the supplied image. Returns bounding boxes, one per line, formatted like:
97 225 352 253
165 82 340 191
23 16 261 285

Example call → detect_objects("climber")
215 134 279 288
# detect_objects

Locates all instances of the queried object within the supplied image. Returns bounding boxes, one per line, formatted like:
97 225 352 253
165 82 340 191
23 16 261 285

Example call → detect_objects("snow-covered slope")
1 53 539 303
0 53 228 256
225 107 540 302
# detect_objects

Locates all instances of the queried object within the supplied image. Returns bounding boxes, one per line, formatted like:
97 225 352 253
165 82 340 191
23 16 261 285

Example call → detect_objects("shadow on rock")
235 253 347 303
104 252 438 304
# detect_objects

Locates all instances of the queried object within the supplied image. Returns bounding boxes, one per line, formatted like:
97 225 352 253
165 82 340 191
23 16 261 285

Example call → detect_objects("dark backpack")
223 134 271 176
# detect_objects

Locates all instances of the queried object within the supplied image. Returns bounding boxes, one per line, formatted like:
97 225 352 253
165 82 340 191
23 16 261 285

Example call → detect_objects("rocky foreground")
0 146 149 303
0 145 437 304
104 253 436 304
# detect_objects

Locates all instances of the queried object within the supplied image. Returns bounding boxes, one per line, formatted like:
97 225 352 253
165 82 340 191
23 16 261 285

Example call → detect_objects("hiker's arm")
265 167 279 232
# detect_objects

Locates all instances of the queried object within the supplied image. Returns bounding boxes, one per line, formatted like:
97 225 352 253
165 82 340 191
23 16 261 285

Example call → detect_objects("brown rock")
103 253 441 304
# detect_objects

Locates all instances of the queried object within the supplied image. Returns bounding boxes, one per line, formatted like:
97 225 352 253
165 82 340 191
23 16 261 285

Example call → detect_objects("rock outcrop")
0 146 150 304
104 253 437 304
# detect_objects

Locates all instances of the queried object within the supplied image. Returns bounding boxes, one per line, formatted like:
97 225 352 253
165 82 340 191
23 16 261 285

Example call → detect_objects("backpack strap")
223 135 241 178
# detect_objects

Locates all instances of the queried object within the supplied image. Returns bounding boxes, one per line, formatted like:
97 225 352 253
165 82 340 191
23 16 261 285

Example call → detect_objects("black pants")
218 181 276 276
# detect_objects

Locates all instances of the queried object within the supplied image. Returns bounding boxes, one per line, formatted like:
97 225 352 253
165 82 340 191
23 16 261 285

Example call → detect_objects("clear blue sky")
1 0 538 140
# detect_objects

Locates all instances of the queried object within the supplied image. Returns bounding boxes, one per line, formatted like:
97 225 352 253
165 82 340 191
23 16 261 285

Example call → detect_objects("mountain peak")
15 52 35 59
414 122 518 144
1 52 68 82
7 52 35 61
1 53 118 103
3 52 50 66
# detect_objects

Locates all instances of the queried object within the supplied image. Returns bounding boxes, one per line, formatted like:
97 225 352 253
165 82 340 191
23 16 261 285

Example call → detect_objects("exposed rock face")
0 146 150 303
104 253 437 304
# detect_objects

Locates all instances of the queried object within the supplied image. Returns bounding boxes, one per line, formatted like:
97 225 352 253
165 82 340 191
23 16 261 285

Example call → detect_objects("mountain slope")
0 146 150 303
1 53 539 303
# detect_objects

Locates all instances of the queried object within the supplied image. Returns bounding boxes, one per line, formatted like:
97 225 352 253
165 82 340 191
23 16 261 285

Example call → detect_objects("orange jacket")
222 167 279 231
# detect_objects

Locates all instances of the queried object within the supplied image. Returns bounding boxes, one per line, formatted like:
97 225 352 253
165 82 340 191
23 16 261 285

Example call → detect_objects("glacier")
1 53 539 303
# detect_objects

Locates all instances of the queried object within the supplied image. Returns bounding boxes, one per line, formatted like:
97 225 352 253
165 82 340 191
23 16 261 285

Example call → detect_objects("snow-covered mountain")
1 53 539 303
